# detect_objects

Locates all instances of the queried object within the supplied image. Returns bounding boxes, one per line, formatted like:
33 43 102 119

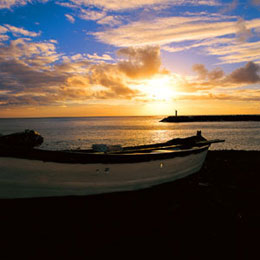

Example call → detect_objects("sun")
142 75 178 101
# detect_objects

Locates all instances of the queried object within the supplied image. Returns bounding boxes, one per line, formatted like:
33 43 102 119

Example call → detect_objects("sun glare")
143 75 178 101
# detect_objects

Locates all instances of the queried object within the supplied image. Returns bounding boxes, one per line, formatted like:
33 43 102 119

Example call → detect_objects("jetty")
160 114 260 123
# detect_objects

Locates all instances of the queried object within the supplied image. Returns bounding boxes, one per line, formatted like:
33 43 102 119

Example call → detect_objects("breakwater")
160 114 260 123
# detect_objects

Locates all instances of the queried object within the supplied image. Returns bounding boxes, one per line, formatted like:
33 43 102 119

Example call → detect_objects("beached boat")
0 130 224 198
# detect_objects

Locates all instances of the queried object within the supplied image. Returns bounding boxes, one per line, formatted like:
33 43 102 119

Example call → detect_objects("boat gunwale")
0 144 210 164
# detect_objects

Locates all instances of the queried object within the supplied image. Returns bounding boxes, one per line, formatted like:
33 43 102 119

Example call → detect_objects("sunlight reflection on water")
1 116 260 150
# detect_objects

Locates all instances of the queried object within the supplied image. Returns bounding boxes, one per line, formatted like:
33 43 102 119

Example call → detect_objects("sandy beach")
0 150 259 259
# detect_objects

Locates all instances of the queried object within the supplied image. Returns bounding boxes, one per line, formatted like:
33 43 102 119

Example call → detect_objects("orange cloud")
1 36 259 111
0 38 60 68
177 61 260 95
117 46 162 79
0 42 163 107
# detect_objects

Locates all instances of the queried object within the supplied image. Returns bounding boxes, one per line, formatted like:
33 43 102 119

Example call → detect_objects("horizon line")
1 113 260 119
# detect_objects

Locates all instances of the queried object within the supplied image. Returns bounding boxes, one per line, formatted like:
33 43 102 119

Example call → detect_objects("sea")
1 116 260 151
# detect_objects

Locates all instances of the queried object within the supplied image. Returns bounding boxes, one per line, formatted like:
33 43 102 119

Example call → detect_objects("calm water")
1 116 260 150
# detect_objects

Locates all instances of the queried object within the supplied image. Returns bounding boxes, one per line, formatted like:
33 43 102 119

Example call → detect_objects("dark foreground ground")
0 150 259 259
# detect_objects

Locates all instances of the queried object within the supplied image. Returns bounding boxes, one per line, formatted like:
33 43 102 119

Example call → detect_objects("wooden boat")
0 130 224 198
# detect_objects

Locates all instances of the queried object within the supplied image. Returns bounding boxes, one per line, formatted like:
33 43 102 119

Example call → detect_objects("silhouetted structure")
161 114 260 122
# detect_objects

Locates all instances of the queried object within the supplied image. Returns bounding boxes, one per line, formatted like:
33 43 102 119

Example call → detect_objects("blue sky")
0 0 260 117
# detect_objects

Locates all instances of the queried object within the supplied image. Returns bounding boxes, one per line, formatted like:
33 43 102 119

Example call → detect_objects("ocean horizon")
1 113 260 119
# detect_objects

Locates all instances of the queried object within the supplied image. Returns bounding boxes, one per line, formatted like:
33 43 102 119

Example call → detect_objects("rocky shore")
0 150 259 259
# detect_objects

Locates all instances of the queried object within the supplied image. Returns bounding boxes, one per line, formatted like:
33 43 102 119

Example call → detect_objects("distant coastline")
160 114 260 123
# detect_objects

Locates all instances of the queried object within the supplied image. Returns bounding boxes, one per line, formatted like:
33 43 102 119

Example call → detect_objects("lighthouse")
175 110 178 117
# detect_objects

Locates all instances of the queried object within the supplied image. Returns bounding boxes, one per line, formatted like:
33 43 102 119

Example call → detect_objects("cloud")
0 55 93 106
69 0 162 11
192 64 209 80
162 37 234 53
0 41 164 107
93 15 260 47
0 38 70 103
65 14 75 23
251 0 260 5
185 61 260 93
87 53 113 61
0 24 40 41
0 34 9 42
227 61 260 83
221 0 238 13
0 36 259 108
92 14 260 65
0 38 60 68
0 25 8 34
0 0 48 9
117 46 162 79
0 94 56 106
236 18 252 42
173 63 260 103
56 2 78 8
68 0 219 11
84 46 163 98
206 40 260 64
79 8 106 21
1 0 219 10
0 24 40 44
87 63 139 99
0 0 29 9
4 24 41 37
0 58 140 107
175 91 260 102
208 68 225 81
0 59 69 109
54 59 90 73
192 64 224 81
59 0 219 27
97 15 122 26
70 53 83 60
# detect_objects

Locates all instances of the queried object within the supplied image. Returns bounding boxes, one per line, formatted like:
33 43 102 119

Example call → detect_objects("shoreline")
0 150 259 259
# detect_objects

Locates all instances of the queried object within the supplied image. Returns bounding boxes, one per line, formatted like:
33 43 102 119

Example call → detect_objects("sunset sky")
0 0 260 117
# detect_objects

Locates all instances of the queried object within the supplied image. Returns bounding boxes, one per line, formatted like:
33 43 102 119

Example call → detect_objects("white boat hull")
0 147 208 199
